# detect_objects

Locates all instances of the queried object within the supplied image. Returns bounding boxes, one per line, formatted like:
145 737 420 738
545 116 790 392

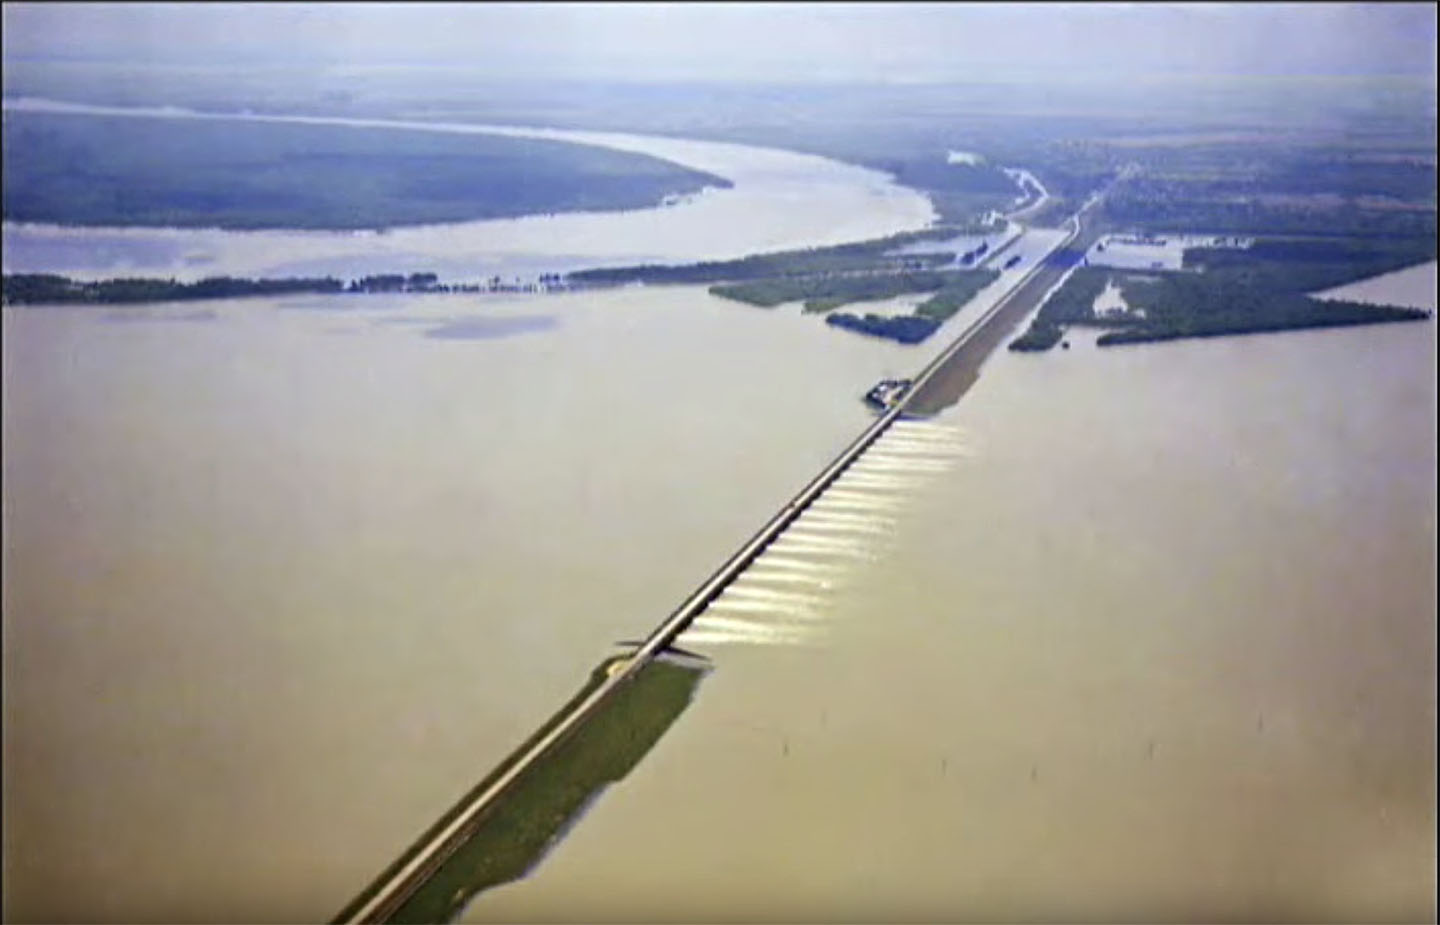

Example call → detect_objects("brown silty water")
467 300 1437 923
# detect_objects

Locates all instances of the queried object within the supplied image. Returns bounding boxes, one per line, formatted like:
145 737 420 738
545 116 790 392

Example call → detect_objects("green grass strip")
913 269 1001 322
710 268 997 315
366 658 707 924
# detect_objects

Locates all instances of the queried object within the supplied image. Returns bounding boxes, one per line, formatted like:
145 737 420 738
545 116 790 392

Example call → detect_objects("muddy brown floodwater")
1 286 923 923
4 226 1434 920
468 290 1436 923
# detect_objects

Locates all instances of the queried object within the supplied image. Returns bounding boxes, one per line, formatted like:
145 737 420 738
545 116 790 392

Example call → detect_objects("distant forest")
1 110 731 230
1 273 345 305
0 271 516 305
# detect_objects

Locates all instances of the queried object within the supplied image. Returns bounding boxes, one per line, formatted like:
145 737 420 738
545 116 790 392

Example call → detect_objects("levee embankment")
905 214 1106 416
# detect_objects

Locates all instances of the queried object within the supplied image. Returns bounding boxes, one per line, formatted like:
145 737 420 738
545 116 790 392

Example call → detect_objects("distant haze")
3 2 1436 83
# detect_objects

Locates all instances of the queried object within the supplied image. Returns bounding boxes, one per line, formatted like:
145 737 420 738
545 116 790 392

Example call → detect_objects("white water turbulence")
677 418 972 649
0 97 936 283
813 487 902 505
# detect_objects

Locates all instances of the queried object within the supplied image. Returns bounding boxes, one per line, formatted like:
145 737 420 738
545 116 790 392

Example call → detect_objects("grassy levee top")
1 110 731 230
335 657 708 924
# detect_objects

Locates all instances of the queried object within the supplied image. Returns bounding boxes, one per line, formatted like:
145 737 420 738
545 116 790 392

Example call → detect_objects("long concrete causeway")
338 204 1097 923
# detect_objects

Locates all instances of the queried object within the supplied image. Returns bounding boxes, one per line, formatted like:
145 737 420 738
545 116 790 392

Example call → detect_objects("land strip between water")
335 656 708 925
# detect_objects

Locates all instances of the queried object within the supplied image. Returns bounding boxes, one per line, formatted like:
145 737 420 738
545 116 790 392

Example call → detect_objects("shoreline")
1312 259 1438 311
0 184 732 237
1 97 936 283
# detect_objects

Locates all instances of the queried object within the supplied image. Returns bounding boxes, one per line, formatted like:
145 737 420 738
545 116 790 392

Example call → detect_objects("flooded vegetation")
1010 237 1434 352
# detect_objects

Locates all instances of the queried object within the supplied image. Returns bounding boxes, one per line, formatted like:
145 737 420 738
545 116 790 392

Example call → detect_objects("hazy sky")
3 2 1436 83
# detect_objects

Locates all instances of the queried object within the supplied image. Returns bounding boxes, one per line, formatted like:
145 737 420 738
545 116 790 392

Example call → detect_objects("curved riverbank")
1 97 936 283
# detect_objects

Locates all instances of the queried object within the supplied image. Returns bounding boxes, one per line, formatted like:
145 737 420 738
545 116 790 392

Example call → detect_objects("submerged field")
2 110 730 230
